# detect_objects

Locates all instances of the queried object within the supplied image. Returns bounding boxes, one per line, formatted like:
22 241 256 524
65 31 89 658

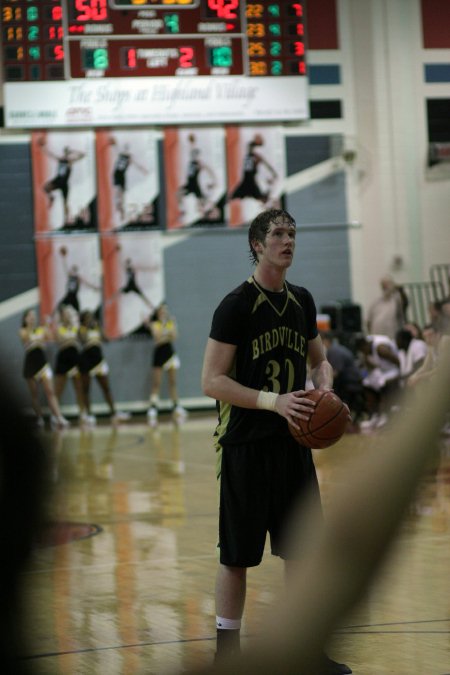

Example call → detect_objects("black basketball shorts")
217 435 322 567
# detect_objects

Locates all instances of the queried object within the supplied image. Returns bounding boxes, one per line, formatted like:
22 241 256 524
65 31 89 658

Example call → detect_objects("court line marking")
340 618 450 629
24 620 450 661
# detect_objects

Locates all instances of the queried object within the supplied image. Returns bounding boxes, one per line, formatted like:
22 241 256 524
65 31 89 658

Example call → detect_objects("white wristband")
256 390 279 411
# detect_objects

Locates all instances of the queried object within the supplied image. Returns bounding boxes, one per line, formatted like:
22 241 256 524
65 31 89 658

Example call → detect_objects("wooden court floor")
23 413 450 675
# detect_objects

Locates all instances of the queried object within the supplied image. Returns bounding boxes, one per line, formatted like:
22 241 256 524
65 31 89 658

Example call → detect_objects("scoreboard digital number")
2 1 306 80
1 1 309 127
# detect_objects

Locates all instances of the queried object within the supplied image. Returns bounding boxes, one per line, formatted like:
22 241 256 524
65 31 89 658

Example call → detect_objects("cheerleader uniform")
147 315 186 427
152 318 180 371
54 325 80 376
22 327 53 382
79 325 109 377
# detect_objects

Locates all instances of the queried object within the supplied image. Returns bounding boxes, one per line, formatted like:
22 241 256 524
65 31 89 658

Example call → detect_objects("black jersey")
57 159 71 180
66 274 79 294
243 152 258 174
113 153 131 187
115 152 131 173
230 151 265 200
210 277 318 445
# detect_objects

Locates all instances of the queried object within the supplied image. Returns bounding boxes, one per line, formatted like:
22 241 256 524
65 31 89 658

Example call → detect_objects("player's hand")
343 402 352 422
274 390 316 430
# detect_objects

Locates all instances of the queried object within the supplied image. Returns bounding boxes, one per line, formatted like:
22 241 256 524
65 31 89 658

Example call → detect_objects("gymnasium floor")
23 414 450 675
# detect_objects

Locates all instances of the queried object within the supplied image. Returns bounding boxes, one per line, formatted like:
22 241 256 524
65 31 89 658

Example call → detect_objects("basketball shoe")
112 410 131 424
173 405 188 424
50 415 70 430
321 654 352 674
80 412 96 427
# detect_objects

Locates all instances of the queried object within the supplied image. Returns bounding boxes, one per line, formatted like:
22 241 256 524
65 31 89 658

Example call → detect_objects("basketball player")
178 133 217 220
191 341 450 675
120 258 154 308
19 309 69 430
229 134 278 206
56 246 100 314
106 257 154 311
38 138 86 225
201 209 351 674
109 137 148 224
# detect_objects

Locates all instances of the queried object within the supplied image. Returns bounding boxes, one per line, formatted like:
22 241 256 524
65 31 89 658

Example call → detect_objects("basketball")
59 246 67 256
289 389 348 449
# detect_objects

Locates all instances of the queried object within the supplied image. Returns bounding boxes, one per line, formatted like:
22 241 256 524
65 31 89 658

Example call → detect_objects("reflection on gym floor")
24 415 450 674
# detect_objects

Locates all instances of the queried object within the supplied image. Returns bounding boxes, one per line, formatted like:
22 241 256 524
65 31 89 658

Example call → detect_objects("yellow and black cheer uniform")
54 325 80 376
209 277 322 568
152 319 180 370
23 328 52 381
79 325 109 376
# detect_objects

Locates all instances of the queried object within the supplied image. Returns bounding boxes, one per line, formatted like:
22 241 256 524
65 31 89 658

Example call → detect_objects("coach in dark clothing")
321 332 364 421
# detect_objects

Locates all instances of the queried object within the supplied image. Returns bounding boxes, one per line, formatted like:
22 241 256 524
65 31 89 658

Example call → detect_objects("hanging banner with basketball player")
101 232 164 340
96 129 160 232
31 131 97 234
35 234 101 320
226 125 286 228
164 127 227 230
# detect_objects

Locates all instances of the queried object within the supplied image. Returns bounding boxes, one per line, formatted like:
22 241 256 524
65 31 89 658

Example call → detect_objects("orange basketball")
289 390 348 449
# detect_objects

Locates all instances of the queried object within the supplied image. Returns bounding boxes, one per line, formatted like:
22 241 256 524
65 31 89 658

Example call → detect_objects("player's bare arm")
308 335 333 390
376 343 400 366
308 334 351 420
202 337 315 429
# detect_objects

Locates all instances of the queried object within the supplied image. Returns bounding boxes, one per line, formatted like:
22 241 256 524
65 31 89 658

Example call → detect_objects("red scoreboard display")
1 1 309 127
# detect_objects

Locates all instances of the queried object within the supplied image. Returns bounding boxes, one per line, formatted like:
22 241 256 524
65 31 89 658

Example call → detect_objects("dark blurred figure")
403 321 423 340
0 364 47 673
320 332 364 425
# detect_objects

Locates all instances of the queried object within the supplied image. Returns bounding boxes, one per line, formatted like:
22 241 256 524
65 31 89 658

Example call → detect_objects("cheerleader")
146 302 187 427
53 304 94 426
79 310 130 424
19 309 69 429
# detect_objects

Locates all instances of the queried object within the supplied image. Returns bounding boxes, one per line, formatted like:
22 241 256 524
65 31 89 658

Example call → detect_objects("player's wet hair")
248 209 296 264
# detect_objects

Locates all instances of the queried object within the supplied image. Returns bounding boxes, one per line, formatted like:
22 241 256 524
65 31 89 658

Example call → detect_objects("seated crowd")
320 288 450 435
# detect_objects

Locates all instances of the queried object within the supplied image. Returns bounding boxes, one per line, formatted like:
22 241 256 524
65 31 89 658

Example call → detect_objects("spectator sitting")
355 334 400 431
403 321 423 340
320 331 364 425
408 323 450 388
407 322 450 436
395 328 428 385
440 298 450 333
428 300 444 328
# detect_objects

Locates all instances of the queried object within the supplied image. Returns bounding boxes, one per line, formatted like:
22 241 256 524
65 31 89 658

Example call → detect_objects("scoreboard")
1 1 309 127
